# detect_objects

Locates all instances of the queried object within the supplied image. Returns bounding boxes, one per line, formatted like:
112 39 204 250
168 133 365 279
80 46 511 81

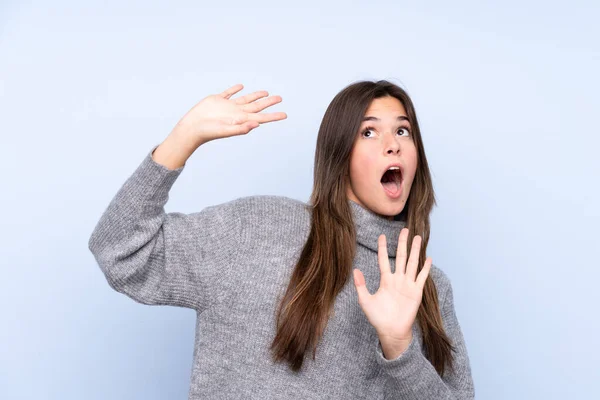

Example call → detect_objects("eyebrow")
362 116 409 123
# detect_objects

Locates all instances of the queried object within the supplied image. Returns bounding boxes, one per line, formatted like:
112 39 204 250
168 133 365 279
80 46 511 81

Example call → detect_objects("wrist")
379 333 413 360
168 123 206 149
153 132 197 170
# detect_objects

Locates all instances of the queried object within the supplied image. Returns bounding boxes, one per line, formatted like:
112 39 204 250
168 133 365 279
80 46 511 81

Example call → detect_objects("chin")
348 184 408 218
367 198 406 219
382 205 406 219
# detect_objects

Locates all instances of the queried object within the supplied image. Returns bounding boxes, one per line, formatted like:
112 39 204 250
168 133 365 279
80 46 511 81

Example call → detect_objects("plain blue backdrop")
1 0 598 399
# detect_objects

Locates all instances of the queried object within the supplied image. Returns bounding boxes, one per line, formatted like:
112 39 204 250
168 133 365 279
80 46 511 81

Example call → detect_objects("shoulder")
202 194 307 211
220 194 310 214
211 195 311 225
229 195 312 248
238 194 309 210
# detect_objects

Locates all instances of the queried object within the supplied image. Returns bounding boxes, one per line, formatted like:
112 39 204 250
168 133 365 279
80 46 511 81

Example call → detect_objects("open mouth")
381 167 402 197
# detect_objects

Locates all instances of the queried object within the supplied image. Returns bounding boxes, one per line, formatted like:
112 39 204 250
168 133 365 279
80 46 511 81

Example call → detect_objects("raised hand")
171 83 287 146
352 228 432 358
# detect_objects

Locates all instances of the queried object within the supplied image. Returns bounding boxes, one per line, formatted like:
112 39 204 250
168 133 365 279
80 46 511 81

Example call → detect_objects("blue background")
1 1 598 398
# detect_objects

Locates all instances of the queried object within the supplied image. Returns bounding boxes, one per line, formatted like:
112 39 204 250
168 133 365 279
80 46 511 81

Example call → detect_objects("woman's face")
346 96 418 220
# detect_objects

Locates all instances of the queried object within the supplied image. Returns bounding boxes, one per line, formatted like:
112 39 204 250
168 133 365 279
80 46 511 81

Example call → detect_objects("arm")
375 276 475 399
88 83 286 310
87 143 242 310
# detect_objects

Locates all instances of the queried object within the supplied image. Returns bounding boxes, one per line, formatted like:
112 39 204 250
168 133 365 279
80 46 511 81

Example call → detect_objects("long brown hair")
270 80 456 376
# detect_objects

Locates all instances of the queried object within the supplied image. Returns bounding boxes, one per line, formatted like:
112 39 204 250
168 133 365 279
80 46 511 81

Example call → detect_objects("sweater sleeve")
87 144 242 311
375 274 475 399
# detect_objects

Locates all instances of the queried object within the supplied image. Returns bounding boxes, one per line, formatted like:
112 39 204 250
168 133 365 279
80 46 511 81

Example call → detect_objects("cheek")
405 147 419 182
349 148 378 189
404 151 417 193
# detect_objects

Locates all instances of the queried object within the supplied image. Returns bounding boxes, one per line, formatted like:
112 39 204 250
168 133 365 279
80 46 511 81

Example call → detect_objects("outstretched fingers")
241 95 282 113
248 111 288 124
378 235 392 277
396 228 409 274
353 268 372 306
243 95 287 124
234 90 270 105
405 234 422 281
220 84 244 99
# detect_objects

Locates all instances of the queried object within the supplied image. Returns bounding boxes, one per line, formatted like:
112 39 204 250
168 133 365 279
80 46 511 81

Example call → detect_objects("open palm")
175 83 287 145
353 228 432 342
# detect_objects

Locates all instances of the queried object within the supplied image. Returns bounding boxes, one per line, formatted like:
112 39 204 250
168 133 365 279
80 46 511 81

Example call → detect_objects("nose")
383 132 401 155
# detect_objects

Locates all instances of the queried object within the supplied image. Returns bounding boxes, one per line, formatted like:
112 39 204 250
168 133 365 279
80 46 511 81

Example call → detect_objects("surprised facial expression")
346 96 418 220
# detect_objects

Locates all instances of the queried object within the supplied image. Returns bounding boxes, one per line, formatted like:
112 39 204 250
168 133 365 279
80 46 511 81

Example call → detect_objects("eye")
361 126 411 138
397 127 411 136
361 127 376 138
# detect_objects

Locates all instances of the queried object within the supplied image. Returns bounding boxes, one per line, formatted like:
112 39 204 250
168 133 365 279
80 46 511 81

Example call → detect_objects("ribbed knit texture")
88 144 475 399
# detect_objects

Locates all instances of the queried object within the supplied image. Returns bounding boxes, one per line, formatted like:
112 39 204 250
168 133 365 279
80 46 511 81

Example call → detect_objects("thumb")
222 120 259 136
353 269 372 307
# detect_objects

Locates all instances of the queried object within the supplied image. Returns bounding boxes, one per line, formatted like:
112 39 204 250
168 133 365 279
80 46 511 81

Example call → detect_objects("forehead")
364 96 407 116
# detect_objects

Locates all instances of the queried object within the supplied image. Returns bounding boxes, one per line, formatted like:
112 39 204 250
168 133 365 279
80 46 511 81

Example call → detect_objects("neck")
348 199 407 255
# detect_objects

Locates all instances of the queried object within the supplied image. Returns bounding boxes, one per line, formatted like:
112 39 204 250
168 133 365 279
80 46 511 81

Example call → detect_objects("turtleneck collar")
348 199 407 257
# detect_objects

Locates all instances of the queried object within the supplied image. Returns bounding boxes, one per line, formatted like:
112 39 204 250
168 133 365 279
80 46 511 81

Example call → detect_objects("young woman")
88 80 475 399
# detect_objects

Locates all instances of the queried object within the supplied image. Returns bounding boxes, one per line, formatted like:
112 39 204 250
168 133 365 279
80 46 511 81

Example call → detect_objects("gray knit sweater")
88 144 475 399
